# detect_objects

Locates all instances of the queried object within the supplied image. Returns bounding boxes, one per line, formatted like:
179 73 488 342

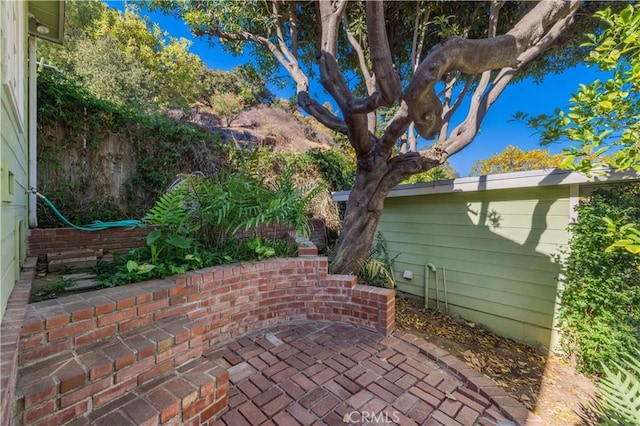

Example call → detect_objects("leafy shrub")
210 92 244 127
145 169 320 240
227 147 345 234
559 183 640 376
305 147 355 191
83 168 315 288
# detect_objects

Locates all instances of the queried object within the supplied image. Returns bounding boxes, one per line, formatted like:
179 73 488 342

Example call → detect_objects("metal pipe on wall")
28 36 38 228
424 263 437 310
442 265 449 314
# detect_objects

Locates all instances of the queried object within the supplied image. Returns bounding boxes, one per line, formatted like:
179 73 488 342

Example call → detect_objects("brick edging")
394 329 542 426
1 257 37 426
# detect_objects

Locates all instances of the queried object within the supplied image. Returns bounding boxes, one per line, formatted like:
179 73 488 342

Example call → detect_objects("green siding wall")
1 0 29 320
378 186 570 350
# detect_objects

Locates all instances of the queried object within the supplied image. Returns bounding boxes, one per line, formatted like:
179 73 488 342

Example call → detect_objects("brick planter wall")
28 219 327 257
28 227 150 257
170 257 395 342
4 242 394 425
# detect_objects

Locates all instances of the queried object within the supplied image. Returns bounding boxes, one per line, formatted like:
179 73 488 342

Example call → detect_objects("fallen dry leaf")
395 297 595 425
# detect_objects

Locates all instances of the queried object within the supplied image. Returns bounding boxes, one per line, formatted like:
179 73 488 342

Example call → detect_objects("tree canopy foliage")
149 0 610 273
470 145 562 176
521 4 639 174
38 0 203 112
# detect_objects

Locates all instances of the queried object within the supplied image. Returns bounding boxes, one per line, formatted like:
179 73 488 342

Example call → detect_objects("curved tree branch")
368 151 441 212
439 3 580 158
199 27 304 87
439 75 475 139
298 92 348 133
380 101 412 155
271 2 298 67
410 2 429 71
440 0 501 142
405 0 577 139
288 3 298 58
343 16 374 94
318 0 372 154
343 15 376 133
318 1 353 109
366 1 402 106
199 21 350 135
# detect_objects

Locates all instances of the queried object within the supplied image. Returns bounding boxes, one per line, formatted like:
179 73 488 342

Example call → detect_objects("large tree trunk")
329 149 435 274
329 167 388 274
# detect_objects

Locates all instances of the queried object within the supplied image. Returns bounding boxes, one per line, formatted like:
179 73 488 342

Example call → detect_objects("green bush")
305 147 355 191
227 147 347 235
144 169 320 241
559 183 640 376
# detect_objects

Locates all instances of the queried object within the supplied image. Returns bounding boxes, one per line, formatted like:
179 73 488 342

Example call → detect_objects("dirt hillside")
175 104 335 152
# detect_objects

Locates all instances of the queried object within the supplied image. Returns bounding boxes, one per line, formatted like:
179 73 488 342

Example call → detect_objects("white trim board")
331 167 640 202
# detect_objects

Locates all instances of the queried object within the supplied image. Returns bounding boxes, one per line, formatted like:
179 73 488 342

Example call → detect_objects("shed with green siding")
332 168 640 351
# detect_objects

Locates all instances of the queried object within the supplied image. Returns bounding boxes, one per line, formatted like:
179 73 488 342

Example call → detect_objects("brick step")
15 314 209 425
67 356 229 426
19 279 190 367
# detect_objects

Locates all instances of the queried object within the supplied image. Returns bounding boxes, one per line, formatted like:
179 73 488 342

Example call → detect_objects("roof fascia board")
331 167 640 202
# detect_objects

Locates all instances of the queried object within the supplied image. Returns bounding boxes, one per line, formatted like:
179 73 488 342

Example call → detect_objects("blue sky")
108 1 605 177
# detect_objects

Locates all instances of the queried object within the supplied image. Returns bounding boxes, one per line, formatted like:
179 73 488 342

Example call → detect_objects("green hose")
34 190 144 231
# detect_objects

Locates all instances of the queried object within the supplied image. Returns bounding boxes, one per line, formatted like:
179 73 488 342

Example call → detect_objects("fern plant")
143 185 190 232
587 349 640 425
357 232 399 288
259 165 324 237
143 169 321 261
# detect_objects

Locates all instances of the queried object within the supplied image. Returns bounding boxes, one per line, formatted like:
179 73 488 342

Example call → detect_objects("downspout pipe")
28 35 37 228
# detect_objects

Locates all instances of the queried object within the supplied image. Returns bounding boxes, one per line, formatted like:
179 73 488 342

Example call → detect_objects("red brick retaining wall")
28 219 327 257
21 257 395 361
28 227 149 257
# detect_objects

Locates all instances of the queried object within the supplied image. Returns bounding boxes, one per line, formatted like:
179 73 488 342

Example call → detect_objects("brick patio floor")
206 321 539 426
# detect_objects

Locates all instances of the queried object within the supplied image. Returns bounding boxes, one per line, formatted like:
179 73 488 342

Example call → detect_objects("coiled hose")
33 189 144 231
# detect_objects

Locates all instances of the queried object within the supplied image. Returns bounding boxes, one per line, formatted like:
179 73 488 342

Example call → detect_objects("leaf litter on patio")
395 296 596 425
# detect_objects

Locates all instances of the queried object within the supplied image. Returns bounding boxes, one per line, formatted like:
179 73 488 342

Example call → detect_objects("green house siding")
377 186 570 349
1 0 29 320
